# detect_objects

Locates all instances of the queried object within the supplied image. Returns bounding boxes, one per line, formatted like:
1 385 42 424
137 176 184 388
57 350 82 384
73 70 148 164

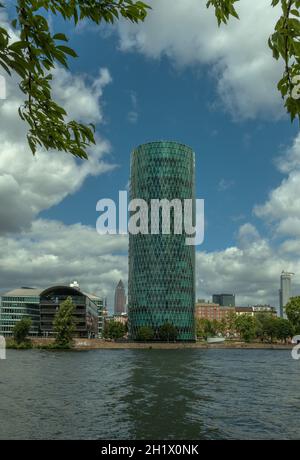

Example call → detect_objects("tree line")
8 295 300 346
197 297 300 343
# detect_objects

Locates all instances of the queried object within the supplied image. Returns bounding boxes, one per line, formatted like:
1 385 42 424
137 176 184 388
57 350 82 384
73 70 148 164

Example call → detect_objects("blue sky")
41 10 297 252
1 0 300 309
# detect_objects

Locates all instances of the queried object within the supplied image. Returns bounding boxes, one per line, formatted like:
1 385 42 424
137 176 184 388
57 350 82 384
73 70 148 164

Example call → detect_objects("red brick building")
195 303 235 321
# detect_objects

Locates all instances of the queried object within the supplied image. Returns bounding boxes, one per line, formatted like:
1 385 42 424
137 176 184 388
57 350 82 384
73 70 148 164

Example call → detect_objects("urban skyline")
1 3 300 311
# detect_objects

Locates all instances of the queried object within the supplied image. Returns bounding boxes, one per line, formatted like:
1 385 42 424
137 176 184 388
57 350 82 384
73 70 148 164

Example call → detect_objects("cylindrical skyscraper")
128 141 196 341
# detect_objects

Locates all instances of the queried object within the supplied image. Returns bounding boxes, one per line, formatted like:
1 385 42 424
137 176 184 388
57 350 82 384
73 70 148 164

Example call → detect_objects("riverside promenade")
31 338 293 350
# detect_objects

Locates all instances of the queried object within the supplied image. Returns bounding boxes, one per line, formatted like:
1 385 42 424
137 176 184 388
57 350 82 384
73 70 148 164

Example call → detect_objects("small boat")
207 336 225 344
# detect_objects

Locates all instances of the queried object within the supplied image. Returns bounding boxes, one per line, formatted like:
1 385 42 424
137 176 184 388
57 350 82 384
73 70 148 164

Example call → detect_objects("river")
0 348 299 439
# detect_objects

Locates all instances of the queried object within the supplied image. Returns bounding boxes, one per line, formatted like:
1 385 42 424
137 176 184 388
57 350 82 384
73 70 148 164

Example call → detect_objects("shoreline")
22 338 294 351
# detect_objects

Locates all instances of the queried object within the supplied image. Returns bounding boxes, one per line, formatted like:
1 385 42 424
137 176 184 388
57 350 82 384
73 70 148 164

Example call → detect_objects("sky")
0 0 300 311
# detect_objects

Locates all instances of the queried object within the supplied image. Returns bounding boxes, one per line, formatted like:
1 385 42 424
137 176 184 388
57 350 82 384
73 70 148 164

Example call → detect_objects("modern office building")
0 287 42 336
90 295 106 338
279 271 294 318
40 285 99 338
212 293 235 307
114 280 126 315
128 141 196 341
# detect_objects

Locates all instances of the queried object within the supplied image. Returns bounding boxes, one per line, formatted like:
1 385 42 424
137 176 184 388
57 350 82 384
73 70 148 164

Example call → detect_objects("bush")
158 323 178 342
136 326 155 341
13 318 32 345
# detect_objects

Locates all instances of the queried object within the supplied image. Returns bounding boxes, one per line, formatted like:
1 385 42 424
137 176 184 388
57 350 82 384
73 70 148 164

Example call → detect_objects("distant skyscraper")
212 293 235 307
279 271 294 318
114 280 126 315
128 141 196 341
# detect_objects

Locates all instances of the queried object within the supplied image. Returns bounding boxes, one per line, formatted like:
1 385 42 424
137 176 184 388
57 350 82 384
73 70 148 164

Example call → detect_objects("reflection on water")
0 349 300 439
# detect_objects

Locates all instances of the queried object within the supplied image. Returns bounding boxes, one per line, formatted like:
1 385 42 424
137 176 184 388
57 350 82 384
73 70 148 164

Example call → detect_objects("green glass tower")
128 141 196 341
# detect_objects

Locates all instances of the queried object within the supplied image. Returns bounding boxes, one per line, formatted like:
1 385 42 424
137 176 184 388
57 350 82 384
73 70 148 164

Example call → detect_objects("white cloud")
196 230 299 308
218 178 234 191
255 134 300 226
0 66 115 234
195 136 300 308
117 0 283 119
127 91 139 123
0 219 128 306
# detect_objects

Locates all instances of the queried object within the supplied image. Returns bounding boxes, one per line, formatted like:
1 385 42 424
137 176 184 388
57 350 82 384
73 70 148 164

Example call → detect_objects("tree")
53 296 75 347
196 318 213 339
225 310 237 337
1 1 300 159
207 0 300 122
13 317 31 344
136 325 154 341
158 322 178 342
275 317 294 343
256 313 278 343
286 296 300 332
0 1 150 157
235 315 258 342
103 319 126 340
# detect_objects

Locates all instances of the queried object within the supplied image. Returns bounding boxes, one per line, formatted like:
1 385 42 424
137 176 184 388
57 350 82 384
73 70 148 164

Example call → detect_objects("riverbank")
28 338 293 350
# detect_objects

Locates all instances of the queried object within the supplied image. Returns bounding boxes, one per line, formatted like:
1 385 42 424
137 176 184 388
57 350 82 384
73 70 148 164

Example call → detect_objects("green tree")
13 317 31 344
256 313 278 343
286 296 300 332
275 317 294 343
196 318 212 339
136 325 154 341
235 315 258 342
103 320 126 340
2 1 300 158
158 322 178 342
207 0 300 122
0 1 150 157
53 296 75 347
225 310 237 337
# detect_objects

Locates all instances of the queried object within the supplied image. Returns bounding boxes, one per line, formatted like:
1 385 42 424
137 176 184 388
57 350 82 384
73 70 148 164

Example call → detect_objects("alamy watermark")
96 191 205 246
291 335 300 360
0 75 6 100
0 335 6 360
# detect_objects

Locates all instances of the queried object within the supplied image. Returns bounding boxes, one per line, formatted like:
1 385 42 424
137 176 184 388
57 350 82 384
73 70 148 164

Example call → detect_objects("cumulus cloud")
195 135 300 308
0 66 115 234
254 133 300 227
0 219 128 305
117 0 283 119
196 229 299 309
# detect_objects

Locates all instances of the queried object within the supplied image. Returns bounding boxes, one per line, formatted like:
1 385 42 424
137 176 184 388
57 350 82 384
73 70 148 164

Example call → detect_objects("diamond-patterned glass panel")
128 141 196 341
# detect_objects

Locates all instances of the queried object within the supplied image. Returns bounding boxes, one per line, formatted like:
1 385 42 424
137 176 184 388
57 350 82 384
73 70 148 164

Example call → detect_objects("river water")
0 348 299 439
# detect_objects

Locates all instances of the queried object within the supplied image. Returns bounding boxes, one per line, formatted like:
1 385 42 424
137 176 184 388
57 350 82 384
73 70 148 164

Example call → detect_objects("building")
40 285 99 338
212 293 235 307
114 280 126 315
128 141 196 341
112 313 128 326
87 294 106 338
235 307 254 316
0 287 42 337
195 302 234 321
252 305 277 316
279 271 294 318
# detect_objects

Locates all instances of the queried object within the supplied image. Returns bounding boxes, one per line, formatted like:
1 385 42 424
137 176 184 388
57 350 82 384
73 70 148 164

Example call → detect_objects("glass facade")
40 286 99 338
128 141 196 341
0 294 41 336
